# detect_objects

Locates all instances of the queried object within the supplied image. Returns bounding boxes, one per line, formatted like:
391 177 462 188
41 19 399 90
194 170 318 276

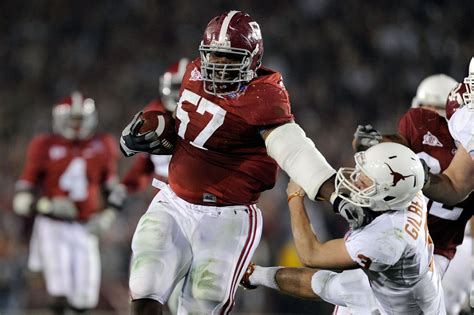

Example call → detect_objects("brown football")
137 110 177 152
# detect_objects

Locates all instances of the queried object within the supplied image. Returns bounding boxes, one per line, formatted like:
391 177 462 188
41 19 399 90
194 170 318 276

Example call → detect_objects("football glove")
420 158 431 187
87 208 117 236
12 191 35 216
107 183 127 210
36 196 78 219
330 193 375 229
120 111 162 157
352 124 382 152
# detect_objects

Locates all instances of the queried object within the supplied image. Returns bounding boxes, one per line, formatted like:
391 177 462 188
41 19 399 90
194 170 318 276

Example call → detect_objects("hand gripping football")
136 110 177 152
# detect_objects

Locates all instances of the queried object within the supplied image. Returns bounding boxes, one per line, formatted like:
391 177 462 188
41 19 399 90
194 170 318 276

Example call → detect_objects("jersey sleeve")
244 76 293 127
345 220 406 272
448 107 474 156
311 269 379 313
121 153 155 193
17 135 49 189
397 108 421 150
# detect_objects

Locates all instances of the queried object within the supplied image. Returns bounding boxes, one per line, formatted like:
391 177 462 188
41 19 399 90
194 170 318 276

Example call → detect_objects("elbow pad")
265 123 336 200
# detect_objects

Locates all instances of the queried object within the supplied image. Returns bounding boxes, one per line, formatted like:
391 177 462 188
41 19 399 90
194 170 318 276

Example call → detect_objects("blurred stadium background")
1 0 473 314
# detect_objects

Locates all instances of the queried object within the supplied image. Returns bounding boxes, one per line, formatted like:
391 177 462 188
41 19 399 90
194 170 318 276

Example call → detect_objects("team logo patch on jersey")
190 67 203 81
422 131 443 147
203 193 217 203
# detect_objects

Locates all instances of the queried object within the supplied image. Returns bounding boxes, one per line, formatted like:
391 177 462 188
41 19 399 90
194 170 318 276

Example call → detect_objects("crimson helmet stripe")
218 10 240 43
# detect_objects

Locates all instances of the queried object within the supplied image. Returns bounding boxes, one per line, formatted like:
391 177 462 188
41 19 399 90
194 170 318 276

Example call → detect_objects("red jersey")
168 58 293 205
18 133 118 221
122 99 171 192
398 108 473 259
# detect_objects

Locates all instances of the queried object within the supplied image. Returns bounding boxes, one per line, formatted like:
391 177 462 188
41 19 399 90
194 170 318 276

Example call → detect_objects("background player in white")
119 10 366 315
242 142 446 315
12 92 121 315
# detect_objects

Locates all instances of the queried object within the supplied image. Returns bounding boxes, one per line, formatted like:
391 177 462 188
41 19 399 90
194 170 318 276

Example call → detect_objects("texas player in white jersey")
353 73 473 314
242 143 446 315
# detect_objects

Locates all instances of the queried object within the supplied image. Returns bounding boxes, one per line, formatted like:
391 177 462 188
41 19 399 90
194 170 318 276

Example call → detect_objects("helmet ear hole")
383 196 396 202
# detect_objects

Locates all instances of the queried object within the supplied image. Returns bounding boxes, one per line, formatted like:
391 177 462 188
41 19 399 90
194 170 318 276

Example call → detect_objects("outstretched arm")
423 146 474 205
262 123 374 229
286 181 358 270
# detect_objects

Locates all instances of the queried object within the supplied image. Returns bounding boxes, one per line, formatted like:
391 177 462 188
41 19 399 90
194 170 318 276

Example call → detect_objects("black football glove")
420 158 431 187
330 193 376 229
120 111 162 157
353 124 382 152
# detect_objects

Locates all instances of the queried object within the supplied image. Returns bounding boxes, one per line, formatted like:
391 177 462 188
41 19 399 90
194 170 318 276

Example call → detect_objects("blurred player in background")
353 72 473 314
12 92 121 315
119 10 364 315
242 143 445 314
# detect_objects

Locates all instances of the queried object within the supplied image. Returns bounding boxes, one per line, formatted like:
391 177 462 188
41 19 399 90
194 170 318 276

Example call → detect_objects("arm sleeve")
345 221 406 272
311 270 350 307
265 123 336 200
311 270 379 312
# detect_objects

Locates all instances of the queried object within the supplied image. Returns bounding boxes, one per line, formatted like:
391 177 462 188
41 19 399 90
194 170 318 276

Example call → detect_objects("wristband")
287 191 305 203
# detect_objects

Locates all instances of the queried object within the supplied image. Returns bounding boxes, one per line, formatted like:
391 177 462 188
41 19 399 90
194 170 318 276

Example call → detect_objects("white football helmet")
462 57 474 110
411 74 458 116
159 58 188 111
335 142 425 211
52 91 98 140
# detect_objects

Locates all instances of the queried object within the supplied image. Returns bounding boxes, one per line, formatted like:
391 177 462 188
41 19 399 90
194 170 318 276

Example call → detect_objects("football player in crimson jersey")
120 10 360 315
353 73 473 314
12 92 121 315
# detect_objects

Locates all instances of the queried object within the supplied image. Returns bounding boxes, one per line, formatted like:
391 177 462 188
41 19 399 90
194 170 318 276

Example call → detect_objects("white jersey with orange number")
448 106 474 158
344 193 446 315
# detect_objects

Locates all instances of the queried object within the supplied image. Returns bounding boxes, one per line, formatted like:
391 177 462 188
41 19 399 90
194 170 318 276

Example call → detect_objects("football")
136 110 177 152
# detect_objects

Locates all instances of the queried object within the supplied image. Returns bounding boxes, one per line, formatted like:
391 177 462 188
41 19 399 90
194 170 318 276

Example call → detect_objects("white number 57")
176 89 227 150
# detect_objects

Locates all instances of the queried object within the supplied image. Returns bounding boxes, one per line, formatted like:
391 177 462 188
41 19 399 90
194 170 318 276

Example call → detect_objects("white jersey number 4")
59 157 89 201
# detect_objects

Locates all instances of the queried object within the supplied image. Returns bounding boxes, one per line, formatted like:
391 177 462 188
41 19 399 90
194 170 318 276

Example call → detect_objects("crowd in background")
0 0 473 313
